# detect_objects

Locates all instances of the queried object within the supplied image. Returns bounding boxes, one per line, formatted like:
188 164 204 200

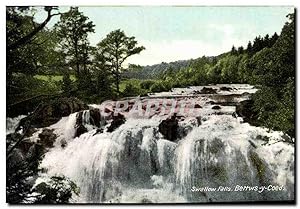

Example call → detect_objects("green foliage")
140 80 156 90
55 7 95 78
150 81 169 93
62 73 73 96
96 29 145 94
250 12 295 137
122 82 142 97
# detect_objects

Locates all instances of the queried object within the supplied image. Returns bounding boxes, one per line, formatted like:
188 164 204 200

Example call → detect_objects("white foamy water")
6 115 27 134
27 84 293 203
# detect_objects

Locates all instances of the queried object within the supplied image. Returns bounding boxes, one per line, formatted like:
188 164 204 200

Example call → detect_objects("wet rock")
89 108 101 127
249 151 269 184
60 139 67 148
192 90 201 94
27 143 45 159
38 128 57 148
107 113 126 132
200 87 217 94
18 139 35 154
220 86 233 91
104 107 112 114
242 92 251 96
206 101 216 105
212 105 221 110
236 100 258 124
141 198 153 203
210 138 225 154
17 97 88 130
248 140 258 148
281 134 294 144
194 104 202 108
158 114 178 142
93 128 104 136
232 112 238 118
74 111 88 138
196 116 202 126
6 132 22 148
75 124 88 138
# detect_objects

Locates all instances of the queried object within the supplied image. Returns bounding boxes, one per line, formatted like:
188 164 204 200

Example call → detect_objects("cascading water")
31 84 294 203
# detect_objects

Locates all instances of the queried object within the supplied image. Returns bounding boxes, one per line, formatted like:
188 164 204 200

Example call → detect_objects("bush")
122 82 143 97
140 80 155 90
150 81 169 93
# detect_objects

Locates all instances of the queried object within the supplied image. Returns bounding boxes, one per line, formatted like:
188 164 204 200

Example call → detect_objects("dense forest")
6 6 295 203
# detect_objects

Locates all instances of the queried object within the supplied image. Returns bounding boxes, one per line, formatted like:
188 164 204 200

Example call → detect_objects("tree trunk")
116 68 120 95
74 43 80 78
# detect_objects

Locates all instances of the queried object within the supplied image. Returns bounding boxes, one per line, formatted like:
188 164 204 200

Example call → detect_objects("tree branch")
7 7 61 51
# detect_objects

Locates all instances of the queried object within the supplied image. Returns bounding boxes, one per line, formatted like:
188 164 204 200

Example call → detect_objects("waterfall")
6 115 27 134
32 84 293 203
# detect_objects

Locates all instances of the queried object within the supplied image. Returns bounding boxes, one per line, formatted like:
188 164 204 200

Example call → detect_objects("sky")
35 6 294 66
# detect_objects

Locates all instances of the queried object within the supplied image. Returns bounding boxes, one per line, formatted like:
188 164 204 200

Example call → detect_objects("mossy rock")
249 151 266 184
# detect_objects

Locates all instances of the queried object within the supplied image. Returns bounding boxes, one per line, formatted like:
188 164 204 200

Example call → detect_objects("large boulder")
38 128 57 148
212 105 221 110
89 108 102 127
107 113 126 132
74 111 88 138
17 97 88 130
200 87 217 94
236 100 258 124
220 86 233 91
158 114 179 142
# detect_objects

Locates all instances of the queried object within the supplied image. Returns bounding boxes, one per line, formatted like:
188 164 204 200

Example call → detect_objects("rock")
107 113 126 132
196 116 202 126
27 143 45 159
281 134 294 144
194 104 202 108
93 128 104 136
248 140 257 148
236 100 258 124
6 132 22 148
212 105 221 110
104 107 112 114
231 112 238 119
158 114 178 142
17 97 88 130
75 124 88 138
242 92 251 96
200 87 217 94
209 138 224 154
74 111 88 138
89 108 101 127
193 90 201 94
60 139 67 148
38 128 57 148
220 86 233 91
18 139 35 154
206 101 216 105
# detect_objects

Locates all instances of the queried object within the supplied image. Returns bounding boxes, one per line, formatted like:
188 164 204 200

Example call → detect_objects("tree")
246 41 253 55
6 7 64 112
237 46 244 54
250 12 295 137
7 6 60 51
92 47 114 100
230 45 237 55
55 7 95 79
97 29 145 95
